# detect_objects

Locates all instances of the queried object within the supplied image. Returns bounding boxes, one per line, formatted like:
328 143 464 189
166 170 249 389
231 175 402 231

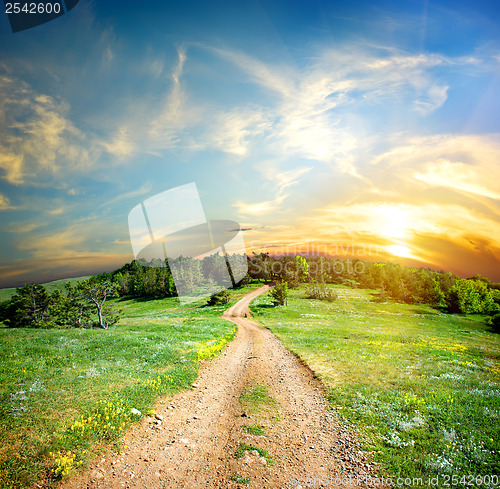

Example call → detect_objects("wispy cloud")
0 42 480 189
0 46 191 186
14 217 129 264
208 46 296 97
414 159 500 200
103 181 153 205
0 150 24 185
207 109 271 156
233 196 286 216
6 221 45 233
0 193 15 210
100 27 116 69
233 165 312 216
148 47 191 147
96 47 200 157
46 205 66 216
100 126 136 158
198 44 467 176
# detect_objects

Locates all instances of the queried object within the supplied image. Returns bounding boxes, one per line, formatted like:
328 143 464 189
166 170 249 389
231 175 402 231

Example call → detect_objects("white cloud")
207 109 271 156
46 205 66 216
414 84 449 114
233 196 286 216
0 39 488 199
0 46 192 187
234 164 312 216
414 159 500 200
100 26 116 68
199 45 459 175
208 47 295 97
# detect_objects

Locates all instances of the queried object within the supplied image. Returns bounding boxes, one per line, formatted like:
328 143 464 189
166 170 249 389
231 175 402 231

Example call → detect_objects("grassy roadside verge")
0 284 259 488
250 285 500 488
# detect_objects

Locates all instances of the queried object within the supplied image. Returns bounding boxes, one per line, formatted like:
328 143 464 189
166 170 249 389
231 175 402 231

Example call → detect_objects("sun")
388 244 411 258
379 206 407 239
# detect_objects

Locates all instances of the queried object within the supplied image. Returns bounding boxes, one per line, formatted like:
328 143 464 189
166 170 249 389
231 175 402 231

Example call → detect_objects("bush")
305 282 338 302
207 290 230 306
487 313 500 333
0 300 9 325
343 279 359 289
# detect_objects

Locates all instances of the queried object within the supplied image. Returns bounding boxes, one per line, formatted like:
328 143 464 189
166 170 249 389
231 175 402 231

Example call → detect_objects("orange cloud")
241 200 500 280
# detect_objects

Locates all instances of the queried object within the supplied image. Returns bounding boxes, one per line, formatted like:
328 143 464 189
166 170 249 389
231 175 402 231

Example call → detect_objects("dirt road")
62 285 383 488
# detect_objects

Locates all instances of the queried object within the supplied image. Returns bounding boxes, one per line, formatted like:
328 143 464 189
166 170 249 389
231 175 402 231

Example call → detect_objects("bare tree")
76 278 119 329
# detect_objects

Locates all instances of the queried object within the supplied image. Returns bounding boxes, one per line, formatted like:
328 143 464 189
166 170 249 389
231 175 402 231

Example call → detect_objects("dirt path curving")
61 285 386 489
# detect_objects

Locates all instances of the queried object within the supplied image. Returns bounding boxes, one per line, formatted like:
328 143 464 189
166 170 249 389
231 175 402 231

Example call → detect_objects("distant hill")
0 276 92 302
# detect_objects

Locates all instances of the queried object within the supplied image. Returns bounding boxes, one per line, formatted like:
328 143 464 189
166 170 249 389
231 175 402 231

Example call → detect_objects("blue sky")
1 0 500 286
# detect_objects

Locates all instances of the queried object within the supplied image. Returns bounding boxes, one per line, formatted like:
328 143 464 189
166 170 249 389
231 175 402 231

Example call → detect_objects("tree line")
0 252 249 328
247 254 500 315
1 253 500 329
0 278 120 329
111 253 248 299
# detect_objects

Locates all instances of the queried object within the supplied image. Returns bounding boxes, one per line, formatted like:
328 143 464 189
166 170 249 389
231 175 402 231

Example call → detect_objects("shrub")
270 281 289 306
207 290 230 306
487 313 500 333
305 281 338 302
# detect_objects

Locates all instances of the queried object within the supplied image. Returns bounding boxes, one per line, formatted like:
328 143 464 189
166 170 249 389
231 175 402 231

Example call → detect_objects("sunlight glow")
378 206 408 239
388 244 411 258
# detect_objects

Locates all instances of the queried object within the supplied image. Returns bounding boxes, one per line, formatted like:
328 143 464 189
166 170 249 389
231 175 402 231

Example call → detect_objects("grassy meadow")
0 283 259 488
2 276 499 488
251 285 500 487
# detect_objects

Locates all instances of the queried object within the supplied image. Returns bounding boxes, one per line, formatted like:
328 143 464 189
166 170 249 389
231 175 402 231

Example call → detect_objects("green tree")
270 281 289 306
2 283 54 328
58 283 93 328
248 253 273 282
429 278 447 307
448 278 497 314
295 255 309 285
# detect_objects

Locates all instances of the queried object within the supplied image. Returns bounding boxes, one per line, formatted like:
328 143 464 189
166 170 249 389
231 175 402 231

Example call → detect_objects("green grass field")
251 285 500 488
0 283 259 488
3 278 500 488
